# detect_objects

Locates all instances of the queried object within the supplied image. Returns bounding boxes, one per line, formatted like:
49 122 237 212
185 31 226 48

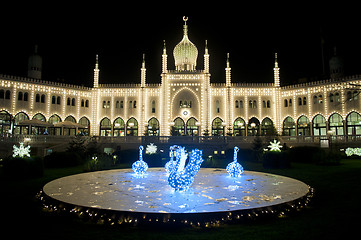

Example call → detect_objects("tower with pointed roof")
28 45 42 79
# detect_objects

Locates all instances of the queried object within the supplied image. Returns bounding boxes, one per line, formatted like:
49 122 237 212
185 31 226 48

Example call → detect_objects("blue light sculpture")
168 147 204 191
132 145 148 175
165 145 181 175
226 146 243 178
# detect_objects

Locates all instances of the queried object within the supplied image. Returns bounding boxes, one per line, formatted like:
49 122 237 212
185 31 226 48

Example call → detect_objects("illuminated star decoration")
345 147 361 157
268 140 282 152
226 146 243 178
132 145 148 176
168 147 204 191
145 143 157 155
13 142 31 158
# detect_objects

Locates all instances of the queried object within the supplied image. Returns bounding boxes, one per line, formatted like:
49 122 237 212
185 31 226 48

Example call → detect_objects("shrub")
287 146 326 164
262 151 290 169
44 151 83 168
2 156 44 178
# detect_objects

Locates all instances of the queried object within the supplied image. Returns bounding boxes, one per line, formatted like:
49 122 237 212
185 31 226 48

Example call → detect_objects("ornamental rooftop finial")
173 16 198 71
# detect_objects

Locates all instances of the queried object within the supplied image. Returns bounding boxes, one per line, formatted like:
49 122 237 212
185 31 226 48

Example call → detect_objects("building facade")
1 18 361 138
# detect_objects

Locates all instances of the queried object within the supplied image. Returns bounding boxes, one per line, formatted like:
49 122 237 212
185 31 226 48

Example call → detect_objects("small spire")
183 16 188 36
274 52 278 68
163 40 167 54
226 53 230 68
95 54 99 69
142 53 145 68
205 40 208 55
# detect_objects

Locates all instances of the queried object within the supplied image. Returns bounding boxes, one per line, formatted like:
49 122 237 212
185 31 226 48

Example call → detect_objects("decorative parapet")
0 74 91 90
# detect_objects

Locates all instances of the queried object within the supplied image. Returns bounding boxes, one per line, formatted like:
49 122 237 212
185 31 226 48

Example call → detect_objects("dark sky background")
0 3 360 87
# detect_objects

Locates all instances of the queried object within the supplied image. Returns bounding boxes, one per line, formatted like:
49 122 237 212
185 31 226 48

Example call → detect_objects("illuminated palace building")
1 17 361 139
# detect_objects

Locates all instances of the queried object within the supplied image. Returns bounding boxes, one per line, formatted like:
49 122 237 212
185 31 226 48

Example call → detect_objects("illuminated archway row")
282 111 361 136
99 117 160 137
0 110 90 136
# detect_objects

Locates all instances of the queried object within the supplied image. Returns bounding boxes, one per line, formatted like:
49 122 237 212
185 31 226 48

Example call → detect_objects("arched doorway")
233 117 245 136
346 112 361 135
172 117 185 136
48 114 62 135
14 112 29 134
261 117 274 136
78 117 90 136
186 117 199 136
100 117 111 136
282 116 295 136
297 115 311 136
113 117 125 136
312 114 326 136
126 118 138 136
247 117 260 136
148 117 159 136
212 117 224 136
329 113 343 135
0 110 11 137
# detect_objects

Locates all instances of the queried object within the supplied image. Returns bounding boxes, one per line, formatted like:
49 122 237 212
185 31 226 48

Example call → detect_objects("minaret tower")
162 40 168 73
273 53 280 87
28 45 42 79
93 54 100 88
141 53 146 87
225 53 232 135
204 40 209 73
273 53 282 134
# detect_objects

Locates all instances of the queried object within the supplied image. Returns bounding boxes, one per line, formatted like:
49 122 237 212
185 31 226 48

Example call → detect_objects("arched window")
35 94 40 102
100 118 111 136
235 100 239 108
297 115 310 136
346 112 361 135
71 98 76 106
312 114 326 136
0 110 12 136
267 100 271 108
18 92 23 101
81 99 85 107
5 90 10 99
113 117 125 136
151 100 156 113
14 112 29 135
234 117 245 136
56 96 61 105
23 92 28 101
261 117 274 136
329 113 343 135
303 97 307 105
239 100 243 108
148 117 159 136
67 97 71 105
298 97 302 106
52 96 56 104
126 118 138 136
186 117 199 136
282 117 295 136
253 100 257 108
173 117 185 136
287 99 291 107
85 100 89 107
41 94 45 103
247 117 260 136
216 100 220 113
212 117 224 136
284 99 288 107
33 113 46 122
249 100 253 109
78 117 90 136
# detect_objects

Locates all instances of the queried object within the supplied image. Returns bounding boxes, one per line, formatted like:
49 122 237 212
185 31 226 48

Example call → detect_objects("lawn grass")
1 159 361 240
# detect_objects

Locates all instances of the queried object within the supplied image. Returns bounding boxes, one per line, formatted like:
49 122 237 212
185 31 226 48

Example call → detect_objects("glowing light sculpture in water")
165 145 179 175
132 145 148 175
168 148 204 191
226 146 243 178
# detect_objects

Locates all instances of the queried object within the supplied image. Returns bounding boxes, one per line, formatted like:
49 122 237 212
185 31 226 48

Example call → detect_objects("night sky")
1 4 360 87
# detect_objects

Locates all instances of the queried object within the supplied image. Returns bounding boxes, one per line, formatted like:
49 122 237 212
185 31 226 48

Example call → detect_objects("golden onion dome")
173 17 198 71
